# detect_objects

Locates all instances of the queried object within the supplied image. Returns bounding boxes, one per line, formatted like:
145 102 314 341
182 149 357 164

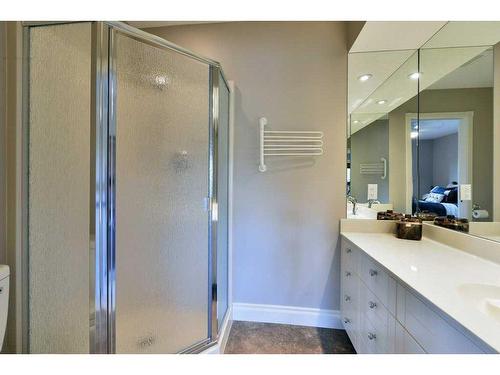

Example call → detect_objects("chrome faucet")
367 199 381 208
347 195 358 215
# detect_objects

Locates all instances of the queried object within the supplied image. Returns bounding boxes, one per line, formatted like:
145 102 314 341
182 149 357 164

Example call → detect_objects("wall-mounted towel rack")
258 117 324 172
359 157 387 180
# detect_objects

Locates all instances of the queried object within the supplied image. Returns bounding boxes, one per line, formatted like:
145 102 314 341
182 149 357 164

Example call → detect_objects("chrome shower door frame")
92 21 111 355
21 21 229 354
103 22 225 354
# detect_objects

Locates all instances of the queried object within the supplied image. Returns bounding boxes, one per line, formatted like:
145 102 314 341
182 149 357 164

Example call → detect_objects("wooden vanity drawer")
341 263 356 285
340 271 360 350
395 321 426 354
361 284 390 330
340 240 359 316
341 239 359 274
359 308 396 354
397 284 484 353
341 254 357 294
342 306 356 347
359 253 396 315
342 300 359 350
341 272 358 313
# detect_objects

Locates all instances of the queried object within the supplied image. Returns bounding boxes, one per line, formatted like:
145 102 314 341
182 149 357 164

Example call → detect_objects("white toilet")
0 265 9 352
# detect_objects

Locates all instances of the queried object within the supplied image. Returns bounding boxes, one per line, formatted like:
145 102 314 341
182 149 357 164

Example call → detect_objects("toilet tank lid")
0 265 9 280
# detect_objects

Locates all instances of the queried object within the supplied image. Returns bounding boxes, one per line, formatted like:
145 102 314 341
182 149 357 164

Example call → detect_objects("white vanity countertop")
340 231 500 352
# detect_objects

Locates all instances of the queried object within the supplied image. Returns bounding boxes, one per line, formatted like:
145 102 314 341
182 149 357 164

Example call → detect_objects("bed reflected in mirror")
413 116 468 219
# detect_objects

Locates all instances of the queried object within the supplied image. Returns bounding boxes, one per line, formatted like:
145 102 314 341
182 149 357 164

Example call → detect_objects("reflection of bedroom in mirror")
411 113 473 220
417 22 500 241
347 22 500 244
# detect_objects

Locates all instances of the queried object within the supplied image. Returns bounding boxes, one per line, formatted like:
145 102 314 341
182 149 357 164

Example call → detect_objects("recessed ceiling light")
358 74 372 82
408 72 421 80
353 120 360 124
376 99 387 105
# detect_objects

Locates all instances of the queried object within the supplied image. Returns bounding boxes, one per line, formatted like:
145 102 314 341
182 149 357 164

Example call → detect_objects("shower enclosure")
22 21 230 353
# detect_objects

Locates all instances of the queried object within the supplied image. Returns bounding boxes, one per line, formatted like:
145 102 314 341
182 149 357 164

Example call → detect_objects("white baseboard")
232 303 343 329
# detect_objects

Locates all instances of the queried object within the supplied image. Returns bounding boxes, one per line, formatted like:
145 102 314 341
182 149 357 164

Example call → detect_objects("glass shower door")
112 30 211 353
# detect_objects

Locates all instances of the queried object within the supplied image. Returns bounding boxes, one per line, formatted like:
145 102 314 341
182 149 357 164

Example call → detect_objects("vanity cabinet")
340 238 488 354
340 244 360 349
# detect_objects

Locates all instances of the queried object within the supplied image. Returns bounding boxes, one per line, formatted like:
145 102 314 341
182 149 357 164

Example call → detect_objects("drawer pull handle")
345 271 351 277
369 301 377 309
368 332 376 340
346 248 352 253
344 294 351 302
343 318 351 324
369 269 378 277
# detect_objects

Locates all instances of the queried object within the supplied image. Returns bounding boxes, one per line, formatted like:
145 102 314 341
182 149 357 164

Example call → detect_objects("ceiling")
349 21 446 53
349 21 500 135
348 50 415 114
419 45 491 90
418 119 460 140
348 21 447 128
350 51 420 133
428 48 493 90
350 46 491 133
423 21 500 49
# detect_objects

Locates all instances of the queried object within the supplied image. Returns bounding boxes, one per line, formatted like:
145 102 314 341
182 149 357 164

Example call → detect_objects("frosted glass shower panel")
28 23 92 353
114 32 210 353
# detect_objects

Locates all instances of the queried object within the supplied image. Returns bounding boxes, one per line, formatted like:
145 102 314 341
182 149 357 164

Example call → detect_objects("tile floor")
224 321 356 354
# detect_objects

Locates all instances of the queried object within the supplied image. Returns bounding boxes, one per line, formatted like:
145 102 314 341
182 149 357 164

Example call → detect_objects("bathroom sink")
457 283 500 323
346 202 395 219
347 203 378 219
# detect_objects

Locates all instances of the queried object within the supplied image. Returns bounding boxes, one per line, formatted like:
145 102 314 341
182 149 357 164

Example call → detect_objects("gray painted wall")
147 22 347 310
350 120 389 202
433 133 458 187
413 140 434 198
414 134 458 198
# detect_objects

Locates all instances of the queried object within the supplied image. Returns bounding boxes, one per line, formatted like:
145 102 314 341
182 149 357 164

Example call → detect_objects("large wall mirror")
417 22 500 241
347 21 500 242
347 50 418 218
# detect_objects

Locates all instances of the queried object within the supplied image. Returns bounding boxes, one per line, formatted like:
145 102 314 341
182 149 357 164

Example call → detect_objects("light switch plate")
460 184 472 201
367 184 378 200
